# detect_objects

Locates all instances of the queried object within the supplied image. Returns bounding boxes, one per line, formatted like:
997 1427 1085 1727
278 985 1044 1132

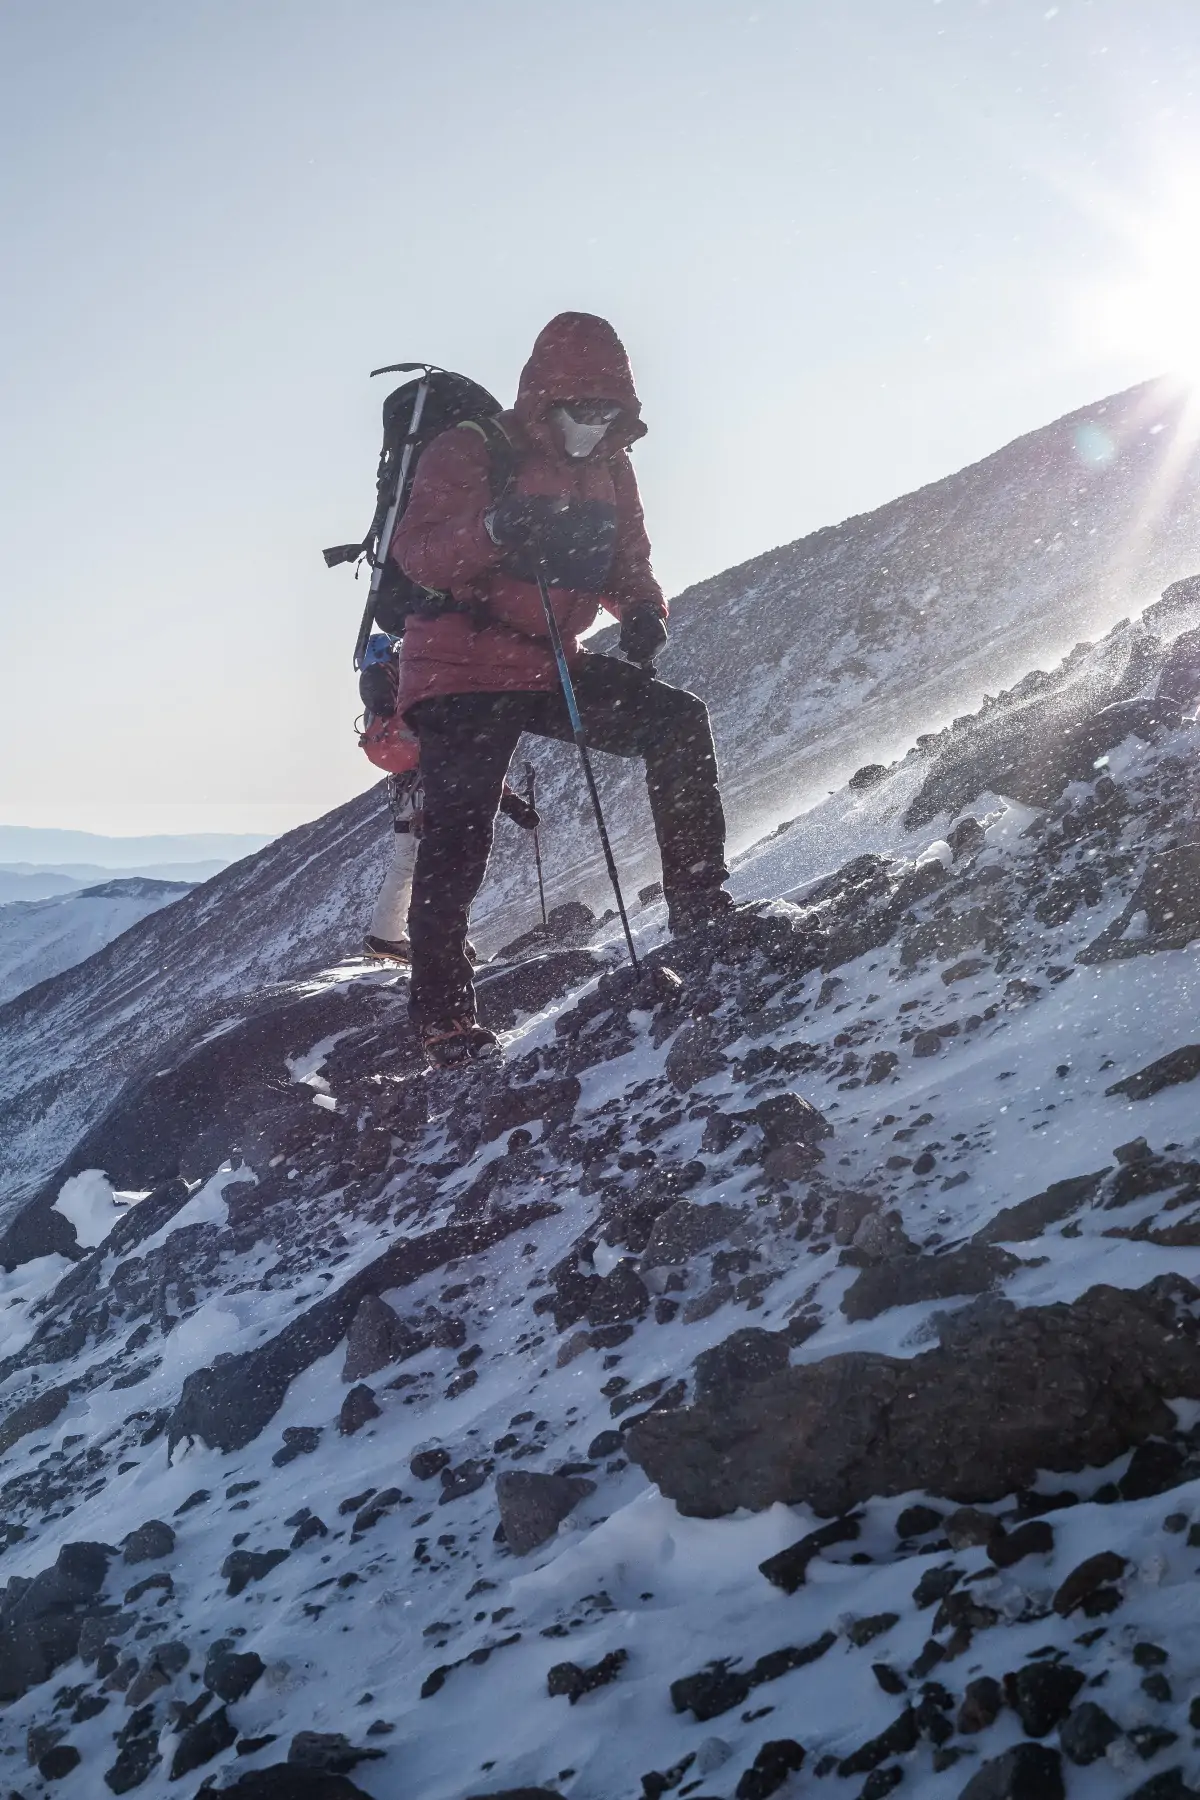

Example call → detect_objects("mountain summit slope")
3 378 1200 1215
1 578 1200 1797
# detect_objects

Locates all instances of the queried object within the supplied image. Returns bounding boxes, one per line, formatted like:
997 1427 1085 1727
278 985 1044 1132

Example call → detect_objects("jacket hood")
514 312 647 446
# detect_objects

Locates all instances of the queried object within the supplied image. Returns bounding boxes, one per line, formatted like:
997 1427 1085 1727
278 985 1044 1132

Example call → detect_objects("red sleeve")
389 426 504 592
601 452 667 622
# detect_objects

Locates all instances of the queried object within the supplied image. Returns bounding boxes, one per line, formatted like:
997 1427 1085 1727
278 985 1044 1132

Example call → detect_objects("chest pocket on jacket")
501 498 618 592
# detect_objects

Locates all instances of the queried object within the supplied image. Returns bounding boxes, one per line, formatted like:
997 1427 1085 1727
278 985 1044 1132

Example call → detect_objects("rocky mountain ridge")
2 560 1200 1797
5 376 1200 1213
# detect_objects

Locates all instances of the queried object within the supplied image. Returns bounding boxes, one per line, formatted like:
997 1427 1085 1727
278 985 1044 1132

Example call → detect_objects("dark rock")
944 1506 998 1548
948 816 986 858
440 1459 490 1503
842 1245 1018 1321
1128 1726 1180 1761
896 1504 944 1539
865 1051 900 1084
204 1641 265 1703
838 1707 918 1775
272 1424 322 1466
351 1488 404 1536
495 1471 595 1555
860 1770 904 1800
990 1519 1054 1567
754 1091 832 1149
215 1770 377 1799
735 1739 806 1800
1132 1642 1168 1667
1123 1774 1199 1800
1106 1046 1200 1101
665 1018 730 1091
0 1384 70 1455
481 1075 581 1142
1057 1700 1120 1765
103 1731 160 1794
338 1384 381 1436
39 1744 82 1780
957 1743 1064 1800
1119 1438 1187 1500
913 1564 962 1609
641 1200 745 1268
694 1328 791 1405
169 1704 237 1779
873 1664 908 1696
850 763 888 790
287 1732 385 1773
973 1172 1107 1244
758 1513 863 1594
901 909 1004 972
913 1031 944 1057
342 1293 424 1382
1009 1662 1084 1737
845 1613 899 1647
546 1647 628 1703
221 1547 289 1597
410 1447 452 1481
122 1520 174 1564
585 1261 649 1327
627 1277 1200 1518
958 1675 1004 1733
168 1205 557 1454
588 1429 623 1458
291 1514 328 1548
1052 1551 1128 1617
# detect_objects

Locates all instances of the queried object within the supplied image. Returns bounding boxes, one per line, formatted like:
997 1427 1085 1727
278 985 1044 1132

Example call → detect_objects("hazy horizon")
3 0 1199 836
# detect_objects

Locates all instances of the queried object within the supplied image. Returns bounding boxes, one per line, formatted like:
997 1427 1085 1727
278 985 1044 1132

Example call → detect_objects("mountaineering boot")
666 888 736 936
363 932 411 963
420 1016 501 1070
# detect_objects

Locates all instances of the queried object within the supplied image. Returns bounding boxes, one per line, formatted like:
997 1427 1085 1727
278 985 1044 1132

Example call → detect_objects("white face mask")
551 403 620 458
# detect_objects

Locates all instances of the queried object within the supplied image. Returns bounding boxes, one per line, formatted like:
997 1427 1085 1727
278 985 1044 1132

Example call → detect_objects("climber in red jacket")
391 311 730 1066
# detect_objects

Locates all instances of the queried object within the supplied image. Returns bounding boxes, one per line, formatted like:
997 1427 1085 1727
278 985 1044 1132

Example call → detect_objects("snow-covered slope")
2 584 1200 1798
3 381 1200 1221
0 878 192 1008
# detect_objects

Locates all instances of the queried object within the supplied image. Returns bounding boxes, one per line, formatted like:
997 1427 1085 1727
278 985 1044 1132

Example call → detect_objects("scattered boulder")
1052 1551 1128 1617
204 1640 265 1703
546 1647 628 1704
1008 1663 1084 1737
759 1513 863 1593
39 1744 82 1781
586 1261 649 1327
0 1383 70 1456
1107 1046 1200 1101
214 1771 376 1799
958 1675 1004 1734
288 1732 385 1773
338 1384 381 1436
850 763 888 791
735 1738 806 1800
754 1092 832 1150
221 1547 289 1597
641 1200 745 1269
342 1293 423 1382
495 1470 595 1555
122 1520 175 1564
665 1018 729 1091
627 1277 1200 1517
958 1744 1064 1800
1058 1701 1121 1766
272 1424 322 1466
410 1447 452 1481
693 1328 791 1405
842 1244 1019 1322
974 1172 1107 1245
169 1704 237 1779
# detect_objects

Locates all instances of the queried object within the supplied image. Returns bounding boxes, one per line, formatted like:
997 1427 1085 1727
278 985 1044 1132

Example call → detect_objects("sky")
2 0 1199 838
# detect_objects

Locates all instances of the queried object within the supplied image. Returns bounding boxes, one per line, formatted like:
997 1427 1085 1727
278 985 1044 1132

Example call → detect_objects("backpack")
356 634 419 774
323 365 516 657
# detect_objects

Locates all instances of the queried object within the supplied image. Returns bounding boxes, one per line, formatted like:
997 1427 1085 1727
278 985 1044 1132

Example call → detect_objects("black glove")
499 787 540 831
619 605 668 668
486 494 617 592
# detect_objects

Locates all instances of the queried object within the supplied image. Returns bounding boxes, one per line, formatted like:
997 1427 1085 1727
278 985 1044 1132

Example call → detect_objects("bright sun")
1084 166 1200 385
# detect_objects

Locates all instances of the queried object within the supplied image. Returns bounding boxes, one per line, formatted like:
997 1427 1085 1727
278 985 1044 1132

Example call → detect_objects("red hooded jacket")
390 313 666 713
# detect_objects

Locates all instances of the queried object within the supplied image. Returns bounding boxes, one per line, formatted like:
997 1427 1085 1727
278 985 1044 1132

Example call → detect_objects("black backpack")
323 364 516 660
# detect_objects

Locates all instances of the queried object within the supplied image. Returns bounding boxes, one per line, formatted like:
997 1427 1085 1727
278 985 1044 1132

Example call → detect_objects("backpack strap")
455 416 518 504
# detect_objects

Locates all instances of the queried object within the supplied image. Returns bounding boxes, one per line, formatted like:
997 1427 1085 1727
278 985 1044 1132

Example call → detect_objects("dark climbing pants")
407 653 727 1024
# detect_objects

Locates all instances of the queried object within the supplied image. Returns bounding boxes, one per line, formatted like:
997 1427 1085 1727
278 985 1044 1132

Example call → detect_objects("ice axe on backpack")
533 564 640 973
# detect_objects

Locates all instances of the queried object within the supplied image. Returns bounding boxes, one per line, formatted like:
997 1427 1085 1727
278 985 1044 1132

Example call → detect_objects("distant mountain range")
0 824 272 875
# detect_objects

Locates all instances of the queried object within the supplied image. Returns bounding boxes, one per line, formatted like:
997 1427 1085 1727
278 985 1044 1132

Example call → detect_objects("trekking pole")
352 363 436 670
524 761 548 928
533 566 639 972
